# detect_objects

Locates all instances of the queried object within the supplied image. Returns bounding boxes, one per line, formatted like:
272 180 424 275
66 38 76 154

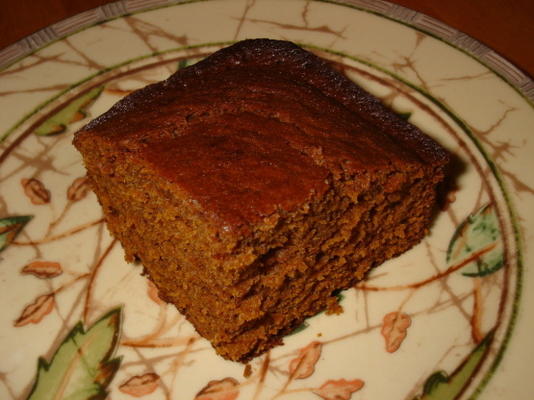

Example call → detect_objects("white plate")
1 1 533 399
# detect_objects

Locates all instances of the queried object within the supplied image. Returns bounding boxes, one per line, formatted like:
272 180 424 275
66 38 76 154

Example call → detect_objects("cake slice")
73 39 449 361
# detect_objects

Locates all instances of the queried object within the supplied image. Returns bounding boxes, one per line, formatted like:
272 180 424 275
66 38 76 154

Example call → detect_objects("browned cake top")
142 116 330 228
77 39 449 231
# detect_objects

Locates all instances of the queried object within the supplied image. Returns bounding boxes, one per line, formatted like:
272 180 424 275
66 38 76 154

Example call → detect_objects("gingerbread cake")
73 39 449 361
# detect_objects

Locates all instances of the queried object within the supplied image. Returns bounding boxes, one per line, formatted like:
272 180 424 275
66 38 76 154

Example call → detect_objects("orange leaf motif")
14 294 55 327
381 311 412 353
67 176 91 201
21 178 50 205
289 341 322 379
313 379 364 400
147 280 164 305
119 372 160 397
195 377 239 400
22 261 63 278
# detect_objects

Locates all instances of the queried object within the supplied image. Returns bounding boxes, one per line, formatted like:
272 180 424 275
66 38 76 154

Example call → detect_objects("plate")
1 1 533 399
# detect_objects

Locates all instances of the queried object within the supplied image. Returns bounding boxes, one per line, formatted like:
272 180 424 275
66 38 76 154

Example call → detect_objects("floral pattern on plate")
1 1 533 399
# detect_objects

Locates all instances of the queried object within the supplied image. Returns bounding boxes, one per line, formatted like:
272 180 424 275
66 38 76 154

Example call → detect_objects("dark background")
1 0 533 77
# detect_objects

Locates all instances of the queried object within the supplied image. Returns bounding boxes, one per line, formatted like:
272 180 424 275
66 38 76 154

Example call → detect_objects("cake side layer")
75 119 440 361
73 39 451 361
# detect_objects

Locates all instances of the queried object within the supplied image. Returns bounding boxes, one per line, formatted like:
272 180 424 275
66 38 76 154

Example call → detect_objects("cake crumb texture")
73 39 449 362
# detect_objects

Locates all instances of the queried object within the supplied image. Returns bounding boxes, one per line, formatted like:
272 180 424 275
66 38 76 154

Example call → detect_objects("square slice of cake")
73 39 449 361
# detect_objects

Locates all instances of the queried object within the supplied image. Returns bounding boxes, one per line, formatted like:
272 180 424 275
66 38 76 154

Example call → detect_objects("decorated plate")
1 1 533 399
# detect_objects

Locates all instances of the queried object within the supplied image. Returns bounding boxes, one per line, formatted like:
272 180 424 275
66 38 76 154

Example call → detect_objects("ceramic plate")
1 1 533 399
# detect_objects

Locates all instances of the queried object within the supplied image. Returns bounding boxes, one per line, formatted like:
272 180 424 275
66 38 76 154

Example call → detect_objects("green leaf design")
422 371 449 395
177 59 189 70
415 330 493 400
34 86 104 136
287 292 344 337
447 204 503 277
27 308 122 400
0 215 32 252
333 290 345 303
398 111 412 120
176 57 204 71
287 321 309 336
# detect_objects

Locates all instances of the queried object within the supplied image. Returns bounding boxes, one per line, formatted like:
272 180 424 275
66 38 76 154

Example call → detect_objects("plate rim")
1 0 533 105
0 1 530 399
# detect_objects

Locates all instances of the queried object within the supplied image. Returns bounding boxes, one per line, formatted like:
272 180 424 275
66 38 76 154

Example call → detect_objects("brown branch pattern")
0 1 526 399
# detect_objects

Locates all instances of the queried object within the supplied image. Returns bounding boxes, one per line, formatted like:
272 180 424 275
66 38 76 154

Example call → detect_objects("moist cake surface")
74 39 450 361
